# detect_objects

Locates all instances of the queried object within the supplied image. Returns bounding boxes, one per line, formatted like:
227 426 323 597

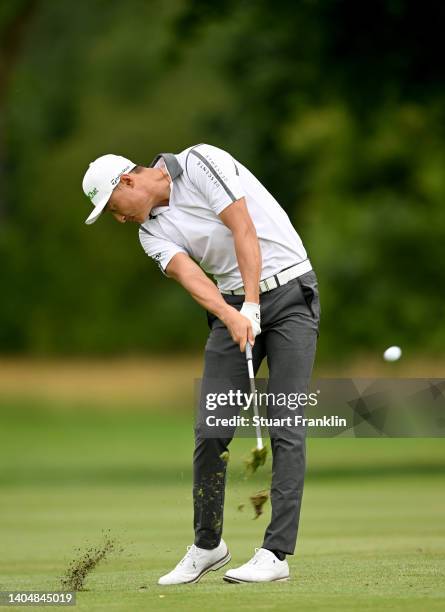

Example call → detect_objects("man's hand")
220 305 257 352
240 302 261 337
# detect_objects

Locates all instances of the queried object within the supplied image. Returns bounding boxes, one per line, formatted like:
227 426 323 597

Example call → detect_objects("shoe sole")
159 550 232 585
223 575 290 584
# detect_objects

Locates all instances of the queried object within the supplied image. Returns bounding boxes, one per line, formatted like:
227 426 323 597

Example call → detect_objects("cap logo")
87 187 98 201
111 164 132 186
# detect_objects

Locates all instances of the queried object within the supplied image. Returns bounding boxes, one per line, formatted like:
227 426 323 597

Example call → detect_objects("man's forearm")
166 251 258 350
172 265 232 322
233 227 262 303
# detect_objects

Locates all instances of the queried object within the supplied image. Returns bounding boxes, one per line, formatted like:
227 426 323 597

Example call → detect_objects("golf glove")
240 302 261 337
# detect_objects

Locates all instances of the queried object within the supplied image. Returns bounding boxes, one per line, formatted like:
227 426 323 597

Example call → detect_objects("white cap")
82 154 136 225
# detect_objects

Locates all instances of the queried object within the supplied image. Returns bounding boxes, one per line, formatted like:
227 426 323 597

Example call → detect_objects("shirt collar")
145 153 183 221
149 153 183 180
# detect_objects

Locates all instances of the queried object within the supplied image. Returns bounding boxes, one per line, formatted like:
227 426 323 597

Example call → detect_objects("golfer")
82 143 320 584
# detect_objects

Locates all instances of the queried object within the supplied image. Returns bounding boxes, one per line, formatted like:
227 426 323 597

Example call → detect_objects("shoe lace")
246 548 277 567
247 548 265 566
178 545 199 569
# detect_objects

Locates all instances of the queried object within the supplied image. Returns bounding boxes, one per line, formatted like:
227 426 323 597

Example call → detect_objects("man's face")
106 174 151 224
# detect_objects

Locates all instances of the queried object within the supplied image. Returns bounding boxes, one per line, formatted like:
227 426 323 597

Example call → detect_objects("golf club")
245 341 263 449
245 341 268 473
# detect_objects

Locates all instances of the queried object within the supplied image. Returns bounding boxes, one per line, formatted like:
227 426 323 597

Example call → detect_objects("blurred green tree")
0 0 444 359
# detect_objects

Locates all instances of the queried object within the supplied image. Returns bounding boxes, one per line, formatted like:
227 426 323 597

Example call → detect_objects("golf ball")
383 346 402 362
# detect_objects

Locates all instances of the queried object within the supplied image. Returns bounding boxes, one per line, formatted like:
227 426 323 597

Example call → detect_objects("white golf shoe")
223 548 290 583
158 539 231 585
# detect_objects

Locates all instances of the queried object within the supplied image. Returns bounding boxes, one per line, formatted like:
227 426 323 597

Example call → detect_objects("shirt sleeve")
185 144 245 215
139 228 188 277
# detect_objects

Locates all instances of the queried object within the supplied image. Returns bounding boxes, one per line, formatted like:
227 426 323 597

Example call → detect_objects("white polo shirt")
139 143 310 292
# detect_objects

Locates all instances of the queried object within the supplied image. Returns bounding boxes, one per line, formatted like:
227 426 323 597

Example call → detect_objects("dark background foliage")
1 0 443 360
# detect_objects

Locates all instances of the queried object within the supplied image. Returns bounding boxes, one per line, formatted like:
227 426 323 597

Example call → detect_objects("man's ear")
119 173 134 187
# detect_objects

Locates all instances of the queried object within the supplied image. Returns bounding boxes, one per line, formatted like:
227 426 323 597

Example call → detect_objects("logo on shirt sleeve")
151 252 164 272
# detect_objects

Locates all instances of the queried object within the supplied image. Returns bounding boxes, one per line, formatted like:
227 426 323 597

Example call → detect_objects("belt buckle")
263 278 270 292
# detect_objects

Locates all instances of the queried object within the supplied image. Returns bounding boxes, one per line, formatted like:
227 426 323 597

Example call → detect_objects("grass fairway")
0 400 444 611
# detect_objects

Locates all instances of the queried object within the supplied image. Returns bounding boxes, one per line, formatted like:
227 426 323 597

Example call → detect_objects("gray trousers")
193 270 320 555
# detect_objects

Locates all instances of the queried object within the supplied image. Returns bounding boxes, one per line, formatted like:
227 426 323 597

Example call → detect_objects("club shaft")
245 342 263 450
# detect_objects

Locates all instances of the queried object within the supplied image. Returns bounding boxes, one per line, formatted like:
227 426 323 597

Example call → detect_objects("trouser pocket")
297 271 321 326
